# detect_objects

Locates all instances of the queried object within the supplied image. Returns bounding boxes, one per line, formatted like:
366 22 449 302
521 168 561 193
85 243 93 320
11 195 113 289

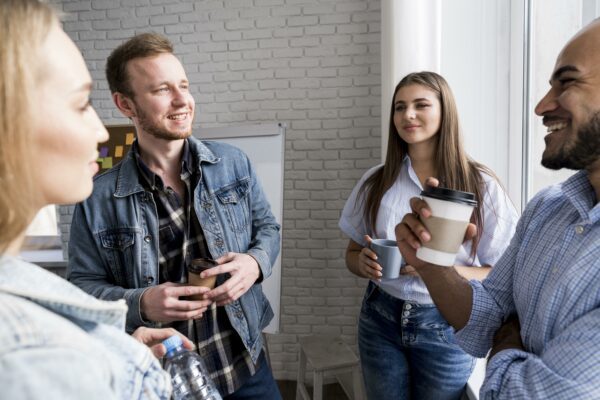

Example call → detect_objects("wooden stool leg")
296 348 308 400
313 370 324 400
352 366 364 400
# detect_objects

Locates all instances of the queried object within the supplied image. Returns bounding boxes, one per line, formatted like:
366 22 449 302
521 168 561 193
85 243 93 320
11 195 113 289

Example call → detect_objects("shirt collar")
403 155 424 190
562 170 600 223
132 139 194 190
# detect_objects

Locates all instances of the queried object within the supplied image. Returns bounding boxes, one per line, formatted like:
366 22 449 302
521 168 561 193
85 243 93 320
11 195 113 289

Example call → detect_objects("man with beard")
67 33 282 399
395 19 600 399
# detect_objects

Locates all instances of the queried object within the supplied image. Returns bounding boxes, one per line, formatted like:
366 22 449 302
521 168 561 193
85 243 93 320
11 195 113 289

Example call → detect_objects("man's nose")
535 88 558 116
171 88 187 106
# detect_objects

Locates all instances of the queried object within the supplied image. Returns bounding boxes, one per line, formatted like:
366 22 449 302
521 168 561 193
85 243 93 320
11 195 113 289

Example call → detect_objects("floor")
277 380 350 400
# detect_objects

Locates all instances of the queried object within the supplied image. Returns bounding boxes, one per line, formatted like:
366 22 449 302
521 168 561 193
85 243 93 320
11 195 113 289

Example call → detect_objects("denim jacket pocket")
99 228 138 286
215 179 251 233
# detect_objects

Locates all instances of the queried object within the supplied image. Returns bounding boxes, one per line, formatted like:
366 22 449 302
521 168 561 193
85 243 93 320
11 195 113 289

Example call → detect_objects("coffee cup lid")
420 186 477 207
188 258 218 273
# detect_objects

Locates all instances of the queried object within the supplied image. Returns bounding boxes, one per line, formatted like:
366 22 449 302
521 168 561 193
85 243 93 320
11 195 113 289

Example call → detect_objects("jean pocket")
98 228 139 285
215 179 251 233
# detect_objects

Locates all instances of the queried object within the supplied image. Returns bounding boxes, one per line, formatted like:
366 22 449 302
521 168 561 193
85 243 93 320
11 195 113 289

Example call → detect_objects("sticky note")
99 146 109 157
115 145 123 157
102 157 113 169
125 133 134 145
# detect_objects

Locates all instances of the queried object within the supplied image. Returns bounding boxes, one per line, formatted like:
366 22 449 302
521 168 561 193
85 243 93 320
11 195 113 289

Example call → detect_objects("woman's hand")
356 235 383 280
131 327 194 358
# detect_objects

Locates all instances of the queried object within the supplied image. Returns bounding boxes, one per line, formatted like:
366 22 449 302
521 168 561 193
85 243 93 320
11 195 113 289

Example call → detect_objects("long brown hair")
359 71 495 257
0 0 56 252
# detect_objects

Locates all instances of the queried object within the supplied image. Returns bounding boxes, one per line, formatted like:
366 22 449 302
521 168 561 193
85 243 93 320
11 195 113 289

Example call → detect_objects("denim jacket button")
146 276 154 284
144 235 152 243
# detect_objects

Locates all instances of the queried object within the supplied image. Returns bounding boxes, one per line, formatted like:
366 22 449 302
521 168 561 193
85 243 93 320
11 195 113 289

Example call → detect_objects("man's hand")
489 314 524 360
395 177 477 269
131 327 194 358
202 252 260 306
140 282 212 323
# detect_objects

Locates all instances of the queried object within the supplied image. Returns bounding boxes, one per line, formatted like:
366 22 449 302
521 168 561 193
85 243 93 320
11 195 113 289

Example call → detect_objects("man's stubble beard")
134 102 193 141
542 111 600 171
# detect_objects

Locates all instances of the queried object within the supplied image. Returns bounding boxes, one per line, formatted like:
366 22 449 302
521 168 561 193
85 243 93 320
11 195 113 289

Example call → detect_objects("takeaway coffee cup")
187 258 218 300
370 239 402 279
415 186 477 266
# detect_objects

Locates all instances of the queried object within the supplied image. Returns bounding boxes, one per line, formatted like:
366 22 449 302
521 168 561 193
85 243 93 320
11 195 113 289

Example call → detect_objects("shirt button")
144 235 152 243
403 311 410 317
402 319 409 324
405 304 412 310
575 225 584 234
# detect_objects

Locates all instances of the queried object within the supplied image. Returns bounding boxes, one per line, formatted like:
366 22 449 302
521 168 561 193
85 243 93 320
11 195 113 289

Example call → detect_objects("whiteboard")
196 123 284 334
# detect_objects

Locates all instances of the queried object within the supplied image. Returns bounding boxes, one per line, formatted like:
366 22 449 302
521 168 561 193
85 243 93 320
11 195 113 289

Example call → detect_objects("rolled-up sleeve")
455 220 523 357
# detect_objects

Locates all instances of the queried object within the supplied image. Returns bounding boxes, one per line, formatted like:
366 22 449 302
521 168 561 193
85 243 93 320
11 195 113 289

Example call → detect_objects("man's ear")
113 92 136 118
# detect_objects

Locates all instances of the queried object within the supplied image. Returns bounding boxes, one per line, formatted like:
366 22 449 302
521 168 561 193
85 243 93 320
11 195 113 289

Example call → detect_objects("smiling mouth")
167 113 189 121
546 121 568 133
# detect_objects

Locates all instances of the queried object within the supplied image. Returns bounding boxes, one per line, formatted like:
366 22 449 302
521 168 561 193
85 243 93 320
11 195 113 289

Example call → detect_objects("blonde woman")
340 72 518 399
0 1 192 398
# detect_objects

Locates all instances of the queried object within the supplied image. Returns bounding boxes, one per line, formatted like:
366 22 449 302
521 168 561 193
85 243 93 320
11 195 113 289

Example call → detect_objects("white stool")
296 335 364 400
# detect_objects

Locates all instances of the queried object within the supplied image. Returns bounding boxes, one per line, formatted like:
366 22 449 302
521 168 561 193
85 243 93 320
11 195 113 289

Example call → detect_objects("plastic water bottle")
162 335 223 400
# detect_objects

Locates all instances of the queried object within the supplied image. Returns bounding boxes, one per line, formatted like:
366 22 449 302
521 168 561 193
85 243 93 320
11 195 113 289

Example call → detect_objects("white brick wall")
52 0 381 381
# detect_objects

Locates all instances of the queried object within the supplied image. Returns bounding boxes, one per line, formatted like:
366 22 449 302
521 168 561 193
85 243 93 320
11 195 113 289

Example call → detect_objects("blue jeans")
224 352 282 400
358 282 475 400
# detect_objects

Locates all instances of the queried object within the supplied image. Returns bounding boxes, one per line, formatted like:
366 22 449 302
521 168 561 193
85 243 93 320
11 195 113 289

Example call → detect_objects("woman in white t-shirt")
339 71 518 400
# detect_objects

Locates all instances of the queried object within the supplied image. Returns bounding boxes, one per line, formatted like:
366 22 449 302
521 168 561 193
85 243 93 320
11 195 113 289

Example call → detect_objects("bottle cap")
162 335 183 356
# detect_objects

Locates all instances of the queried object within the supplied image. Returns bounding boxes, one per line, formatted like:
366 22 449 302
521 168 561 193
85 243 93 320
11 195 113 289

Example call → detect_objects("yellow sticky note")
102 157 113 169
115 145 124 157
125 133 134 145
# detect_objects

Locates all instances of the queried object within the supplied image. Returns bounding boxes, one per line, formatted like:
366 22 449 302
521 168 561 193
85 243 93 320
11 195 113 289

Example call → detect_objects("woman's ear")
113 92 136 118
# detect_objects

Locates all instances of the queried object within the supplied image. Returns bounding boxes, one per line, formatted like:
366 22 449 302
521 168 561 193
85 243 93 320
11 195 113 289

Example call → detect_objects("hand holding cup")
395 177 478 268
187 258 219 300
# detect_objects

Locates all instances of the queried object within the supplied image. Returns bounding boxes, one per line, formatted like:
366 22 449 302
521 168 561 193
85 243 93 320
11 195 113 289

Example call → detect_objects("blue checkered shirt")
456 170 600 399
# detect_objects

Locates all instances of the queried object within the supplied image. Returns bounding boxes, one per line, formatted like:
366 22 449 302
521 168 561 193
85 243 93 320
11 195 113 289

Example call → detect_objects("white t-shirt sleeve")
339 165 383 247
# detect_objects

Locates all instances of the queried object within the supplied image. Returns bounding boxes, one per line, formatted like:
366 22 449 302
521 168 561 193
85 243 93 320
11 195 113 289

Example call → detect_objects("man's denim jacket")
68 137 280 363
0 256 170 399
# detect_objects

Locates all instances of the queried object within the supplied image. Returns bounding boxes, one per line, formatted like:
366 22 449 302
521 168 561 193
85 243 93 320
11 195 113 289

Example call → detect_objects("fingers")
171 285 212 298
215 252 235 265
214 284 246 306
409 197 432 219
132 327 195 358
464 223 477 242
204 276 244 304
395 214 429 250
163 306 208 321
424 177 440 187
359 247 382 279
364 234 373 245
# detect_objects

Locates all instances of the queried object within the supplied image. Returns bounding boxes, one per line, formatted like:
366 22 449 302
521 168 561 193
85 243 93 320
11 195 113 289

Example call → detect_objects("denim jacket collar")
0 256 127 328
113 136 221 198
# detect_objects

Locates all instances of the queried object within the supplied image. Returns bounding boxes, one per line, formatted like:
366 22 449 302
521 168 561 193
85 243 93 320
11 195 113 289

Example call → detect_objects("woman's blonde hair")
0 0 56 251
359 71 496 257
